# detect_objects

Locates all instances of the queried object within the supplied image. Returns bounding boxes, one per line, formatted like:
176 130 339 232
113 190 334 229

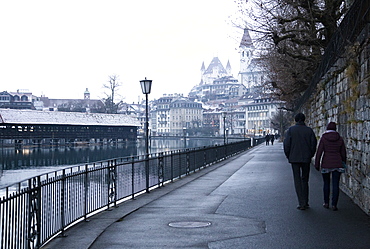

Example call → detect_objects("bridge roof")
0 109 140 127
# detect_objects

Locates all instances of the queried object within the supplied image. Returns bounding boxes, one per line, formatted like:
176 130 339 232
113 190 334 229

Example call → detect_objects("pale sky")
0 0 244 104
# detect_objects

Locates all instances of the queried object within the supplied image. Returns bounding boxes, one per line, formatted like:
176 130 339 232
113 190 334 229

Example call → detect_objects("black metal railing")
0 138 264 249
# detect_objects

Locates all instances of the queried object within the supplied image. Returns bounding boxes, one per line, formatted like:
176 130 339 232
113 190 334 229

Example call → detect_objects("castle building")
200 57 229 85
189 57 246 102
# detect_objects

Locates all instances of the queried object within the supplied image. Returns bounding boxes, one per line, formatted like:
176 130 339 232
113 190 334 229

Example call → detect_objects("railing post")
27 176 41 249
186 151 190 175
203 147 207 168
178 150 182 179
84 164 89 221
145 155 150 193
158 152 164 188
225 143 228 159
131 156 135 199
170 153 174 183
107 160 117 209
193 150 197 173
60 169 66 237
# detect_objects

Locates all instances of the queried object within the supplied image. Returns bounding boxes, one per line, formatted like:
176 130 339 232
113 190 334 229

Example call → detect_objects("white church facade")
238 28 278 136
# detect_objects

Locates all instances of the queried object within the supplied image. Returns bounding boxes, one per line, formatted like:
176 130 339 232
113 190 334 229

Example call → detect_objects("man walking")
265 134 270 145
284 113 317 210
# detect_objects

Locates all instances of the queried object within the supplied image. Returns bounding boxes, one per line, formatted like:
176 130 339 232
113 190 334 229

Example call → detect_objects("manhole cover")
168 221 211 228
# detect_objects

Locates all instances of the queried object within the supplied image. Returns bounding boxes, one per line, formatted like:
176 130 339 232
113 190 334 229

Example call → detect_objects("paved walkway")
44 142 370 249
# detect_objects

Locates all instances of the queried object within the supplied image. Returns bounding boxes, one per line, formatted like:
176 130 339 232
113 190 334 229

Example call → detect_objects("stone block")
361 187 370 214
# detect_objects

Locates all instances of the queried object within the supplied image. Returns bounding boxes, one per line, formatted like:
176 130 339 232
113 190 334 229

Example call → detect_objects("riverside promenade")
44 142 370 249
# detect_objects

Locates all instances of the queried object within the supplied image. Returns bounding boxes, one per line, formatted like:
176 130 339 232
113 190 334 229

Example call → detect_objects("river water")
0 137 228 189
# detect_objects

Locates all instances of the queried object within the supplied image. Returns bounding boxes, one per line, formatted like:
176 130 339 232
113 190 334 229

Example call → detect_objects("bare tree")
270 107 293 140
235 0 349 108
103 75 122 114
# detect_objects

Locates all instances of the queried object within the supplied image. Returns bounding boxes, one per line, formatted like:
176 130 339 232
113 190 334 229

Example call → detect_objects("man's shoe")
323 203 329 209
332 206 338 211
297 205 306 210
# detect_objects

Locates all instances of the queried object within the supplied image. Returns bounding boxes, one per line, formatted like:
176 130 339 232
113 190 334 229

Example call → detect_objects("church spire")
226 60 231 75
240 28 254 48
239 28 255 86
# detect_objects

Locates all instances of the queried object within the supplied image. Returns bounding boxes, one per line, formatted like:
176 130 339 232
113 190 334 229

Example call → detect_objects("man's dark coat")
284 121 317 163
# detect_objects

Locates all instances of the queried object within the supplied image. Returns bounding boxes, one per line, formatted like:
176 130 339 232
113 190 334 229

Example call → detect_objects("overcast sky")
1 0 244 104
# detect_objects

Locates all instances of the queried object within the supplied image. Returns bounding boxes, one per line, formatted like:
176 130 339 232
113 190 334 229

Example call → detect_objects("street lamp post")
222 112 227 144
140 77 152 193
226 128 229 144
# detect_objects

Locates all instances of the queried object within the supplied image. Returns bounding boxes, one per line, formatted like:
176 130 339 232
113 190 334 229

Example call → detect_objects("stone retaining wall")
303 25 370 215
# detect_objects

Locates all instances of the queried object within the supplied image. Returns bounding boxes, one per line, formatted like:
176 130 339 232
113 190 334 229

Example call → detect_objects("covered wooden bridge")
0 109 140 146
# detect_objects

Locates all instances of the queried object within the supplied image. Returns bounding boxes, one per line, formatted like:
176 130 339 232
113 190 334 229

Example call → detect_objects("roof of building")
201 61 205 71
204 57 227 75
39 97 103 108
213 76 238 84
0 91 11 96
0 109 140 127
226 60 231 69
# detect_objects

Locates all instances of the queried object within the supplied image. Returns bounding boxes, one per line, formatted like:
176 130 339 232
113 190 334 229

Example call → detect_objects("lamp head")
140 77 152 94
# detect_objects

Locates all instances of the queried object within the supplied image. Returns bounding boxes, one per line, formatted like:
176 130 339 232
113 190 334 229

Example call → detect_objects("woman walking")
315 122 346 211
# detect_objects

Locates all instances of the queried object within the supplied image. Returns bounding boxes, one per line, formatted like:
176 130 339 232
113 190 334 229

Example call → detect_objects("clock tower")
239 28 254 86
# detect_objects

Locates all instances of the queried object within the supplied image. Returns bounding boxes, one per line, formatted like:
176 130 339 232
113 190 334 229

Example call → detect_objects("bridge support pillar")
15 139 23 148
50 139 58 145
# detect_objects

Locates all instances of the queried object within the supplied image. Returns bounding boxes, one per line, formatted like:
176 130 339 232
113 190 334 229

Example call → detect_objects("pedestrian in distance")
270 134 275 145
265 134 270 145
314 122 346 211
283 113 317 210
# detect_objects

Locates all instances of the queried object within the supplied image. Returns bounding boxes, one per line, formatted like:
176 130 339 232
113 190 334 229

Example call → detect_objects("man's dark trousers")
291 163 310 207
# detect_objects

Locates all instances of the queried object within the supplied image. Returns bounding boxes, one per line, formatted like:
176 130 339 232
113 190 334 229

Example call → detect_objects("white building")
245 98 278 136
152 94 203 136
169 98 203 136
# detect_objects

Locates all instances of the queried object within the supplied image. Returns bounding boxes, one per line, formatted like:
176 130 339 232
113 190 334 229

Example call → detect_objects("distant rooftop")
0 109 140 127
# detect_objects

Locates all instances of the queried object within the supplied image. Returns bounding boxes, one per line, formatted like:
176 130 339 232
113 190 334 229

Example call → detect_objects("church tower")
239 28 254 85
84 88 90 100
200 62 205 85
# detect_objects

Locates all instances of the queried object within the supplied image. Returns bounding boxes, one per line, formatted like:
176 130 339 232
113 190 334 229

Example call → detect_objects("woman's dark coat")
315 131 346 170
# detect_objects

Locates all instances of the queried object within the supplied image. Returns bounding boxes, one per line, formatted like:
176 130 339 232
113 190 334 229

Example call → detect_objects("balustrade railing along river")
0 137 264 249
0 136 246 188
